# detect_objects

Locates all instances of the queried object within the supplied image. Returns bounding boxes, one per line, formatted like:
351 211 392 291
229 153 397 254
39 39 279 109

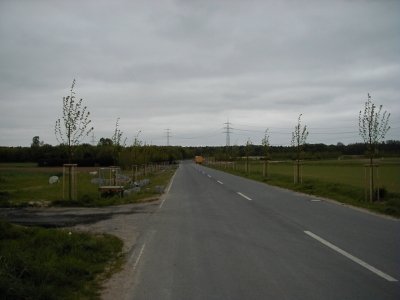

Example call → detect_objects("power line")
223 120 232 147
164 128 171 146
174 132 221 140
90 132 96 146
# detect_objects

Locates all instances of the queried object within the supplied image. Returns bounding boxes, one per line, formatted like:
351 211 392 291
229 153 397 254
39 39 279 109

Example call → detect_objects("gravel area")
68 200 161 299
0 199 162 299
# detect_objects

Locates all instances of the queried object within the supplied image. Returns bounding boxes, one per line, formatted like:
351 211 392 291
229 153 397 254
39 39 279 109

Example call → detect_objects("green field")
234 159 400 193
211 158 400 217
0 163 176 207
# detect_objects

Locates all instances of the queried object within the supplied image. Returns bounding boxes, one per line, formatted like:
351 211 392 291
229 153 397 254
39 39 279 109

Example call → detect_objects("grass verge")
0 219 123 299
0 164 177 207
210 164 400 218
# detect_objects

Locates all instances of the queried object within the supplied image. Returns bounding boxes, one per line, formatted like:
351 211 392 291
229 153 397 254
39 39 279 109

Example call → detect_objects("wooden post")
376 165 380 201
364 164 379 202
63 164 77 200
369 165 373 202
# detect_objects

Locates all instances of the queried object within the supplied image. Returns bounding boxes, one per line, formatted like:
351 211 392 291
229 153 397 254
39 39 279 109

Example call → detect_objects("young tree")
132 130 142 166
291 114 309 184
245 138 252 174
55 79 93 201
358 93 391 201
31 136 43 148
261 129 270 177
55 79 93 163
111 117 126 164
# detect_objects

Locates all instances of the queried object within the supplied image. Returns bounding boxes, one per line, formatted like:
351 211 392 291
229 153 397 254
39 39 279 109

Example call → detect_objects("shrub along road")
128 161 399 300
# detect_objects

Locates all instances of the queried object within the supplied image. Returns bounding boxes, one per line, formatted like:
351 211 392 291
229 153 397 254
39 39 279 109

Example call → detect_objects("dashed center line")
304 231 398 282
237 192 252 201
217 180 223 185
207 174 212 178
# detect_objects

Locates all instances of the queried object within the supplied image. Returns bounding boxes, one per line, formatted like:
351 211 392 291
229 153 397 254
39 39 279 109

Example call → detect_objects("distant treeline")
0 144 188 167
0 140 399 167
192 140 400 161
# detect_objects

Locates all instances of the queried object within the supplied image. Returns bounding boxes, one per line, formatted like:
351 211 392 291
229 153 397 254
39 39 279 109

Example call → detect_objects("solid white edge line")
237 192 252 201
133 243 146 272
159 169 177 209
217 180 223 185
304 231 398 282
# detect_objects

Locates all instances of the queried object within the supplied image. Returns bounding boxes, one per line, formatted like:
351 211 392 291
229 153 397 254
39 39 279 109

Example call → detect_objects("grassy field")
0 164 176 298
210 158 400 217
0 219 123 299
0 163 176 207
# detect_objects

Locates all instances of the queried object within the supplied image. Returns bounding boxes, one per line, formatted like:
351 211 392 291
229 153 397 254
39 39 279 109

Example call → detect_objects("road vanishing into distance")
129 161 399 300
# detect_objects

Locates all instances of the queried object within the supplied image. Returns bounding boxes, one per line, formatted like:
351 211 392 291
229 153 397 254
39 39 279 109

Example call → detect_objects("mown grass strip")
0 164 177 207
210 163 400 218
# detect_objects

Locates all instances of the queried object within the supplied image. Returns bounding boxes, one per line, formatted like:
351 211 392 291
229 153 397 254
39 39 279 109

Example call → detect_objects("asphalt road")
129 161 400 300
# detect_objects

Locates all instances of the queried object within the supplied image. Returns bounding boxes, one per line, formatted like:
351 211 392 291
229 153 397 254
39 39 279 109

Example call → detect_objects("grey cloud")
0 0 399 146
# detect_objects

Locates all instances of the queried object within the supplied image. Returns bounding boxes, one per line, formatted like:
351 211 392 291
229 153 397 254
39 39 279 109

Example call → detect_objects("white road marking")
159 169 177 209
237 192 252 201
217 180 223 185
159 196 167 209
304 231 398 282
207 174 212 178
133 243 146 272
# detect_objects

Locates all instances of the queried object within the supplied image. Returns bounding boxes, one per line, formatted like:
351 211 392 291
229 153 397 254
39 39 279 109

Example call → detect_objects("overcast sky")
1 0 399 147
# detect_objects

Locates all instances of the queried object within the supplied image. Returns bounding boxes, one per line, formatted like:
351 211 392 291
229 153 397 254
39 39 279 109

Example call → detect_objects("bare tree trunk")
370 156 374 202
263 161 266 177
68 165 72 201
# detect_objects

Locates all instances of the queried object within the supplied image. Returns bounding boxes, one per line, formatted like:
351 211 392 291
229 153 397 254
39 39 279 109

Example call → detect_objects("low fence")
131 162 175 182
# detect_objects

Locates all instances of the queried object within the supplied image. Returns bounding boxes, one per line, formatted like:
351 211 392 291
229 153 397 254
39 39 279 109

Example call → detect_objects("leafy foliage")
291 114 309 157
55 79 94 162
111 118 126 148
358 93 391 201
291 114 309 183
358 93 391 159
261 128 270 160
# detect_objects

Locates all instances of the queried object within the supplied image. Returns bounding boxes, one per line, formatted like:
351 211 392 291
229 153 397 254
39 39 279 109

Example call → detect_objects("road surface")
128 161 399 299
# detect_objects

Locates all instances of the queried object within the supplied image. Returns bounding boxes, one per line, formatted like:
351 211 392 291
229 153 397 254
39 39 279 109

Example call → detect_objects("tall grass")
0 220 123 299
